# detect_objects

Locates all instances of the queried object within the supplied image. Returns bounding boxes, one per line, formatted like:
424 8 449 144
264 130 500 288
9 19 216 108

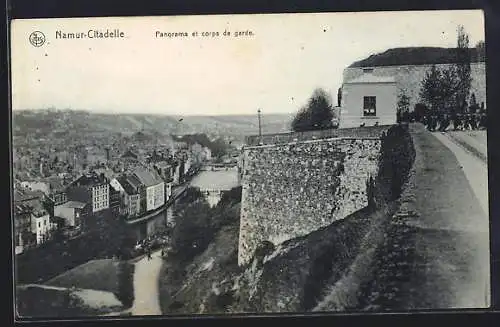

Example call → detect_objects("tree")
475 40 485 62
419 65 443 112
440 66 461 113
291 88 335 132
469 93 479 113
419 64 460 115
454 25 472 113
397 89 411 122
337 87 342 107
171 199 213 262
419 26 473 115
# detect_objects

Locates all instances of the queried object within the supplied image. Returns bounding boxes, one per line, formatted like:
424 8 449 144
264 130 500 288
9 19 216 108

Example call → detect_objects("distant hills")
11 109 295 141
349 47 486 68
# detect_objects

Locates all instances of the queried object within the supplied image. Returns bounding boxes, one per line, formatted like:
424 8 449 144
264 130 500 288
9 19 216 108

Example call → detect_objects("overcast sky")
11 10 484 116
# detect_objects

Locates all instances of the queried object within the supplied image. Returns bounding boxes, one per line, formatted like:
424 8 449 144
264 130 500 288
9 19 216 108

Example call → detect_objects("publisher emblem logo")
29 31 46 47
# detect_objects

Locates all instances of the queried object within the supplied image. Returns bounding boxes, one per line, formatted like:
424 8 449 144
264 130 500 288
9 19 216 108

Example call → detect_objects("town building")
54 200 88 230
342 47 486 115
172 163 181 185
14 203 33 254
190 143 204 166
49 191 68 207
29 199 54 245
153 161 174 183
109 184 121 216
132 167 165 212
20 180 50 195
120 149 141 172
184 155 192 175
65 171 110 214
339 67 397 128
110 175 141 218
203 147 212 161
86 146 107 167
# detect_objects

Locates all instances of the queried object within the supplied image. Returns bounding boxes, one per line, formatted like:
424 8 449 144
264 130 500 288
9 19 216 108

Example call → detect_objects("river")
128 167 240 241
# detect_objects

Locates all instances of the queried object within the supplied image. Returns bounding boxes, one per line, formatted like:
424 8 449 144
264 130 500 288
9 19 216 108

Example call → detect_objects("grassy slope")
45 259 135 308
158 203 242 315
16 285 123 318
46 259 123 293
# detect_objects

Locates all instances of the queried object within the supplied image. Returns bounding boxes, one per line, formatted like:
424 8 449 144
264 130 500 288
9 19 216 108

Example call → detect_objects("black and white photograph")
10 10 489 319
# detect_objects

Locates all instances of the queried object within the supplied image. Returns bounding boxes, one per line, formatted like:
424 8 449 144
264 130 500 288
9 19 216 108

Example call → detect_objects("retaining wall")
238 129 388 266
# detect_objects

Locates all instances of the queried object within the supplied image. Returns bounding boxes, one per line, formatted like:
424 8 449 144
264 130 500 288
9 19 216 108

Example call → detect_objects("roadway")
364 125 490 310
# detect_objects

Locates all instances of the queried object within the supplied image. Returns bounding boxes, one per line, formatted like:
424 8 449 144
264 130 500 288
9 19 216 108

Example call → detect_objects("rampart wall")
238 127 388 266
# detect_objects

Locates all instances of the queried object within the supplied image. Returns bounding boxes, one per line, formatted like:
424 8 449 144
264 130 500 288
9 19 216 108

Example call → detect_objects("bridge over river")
124 165 240 241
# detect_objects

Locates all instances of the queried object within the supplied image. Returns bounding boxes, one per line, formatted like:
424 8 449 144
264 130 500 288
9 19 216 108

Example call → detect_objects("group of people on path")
137 230 171 261
422 112 487 132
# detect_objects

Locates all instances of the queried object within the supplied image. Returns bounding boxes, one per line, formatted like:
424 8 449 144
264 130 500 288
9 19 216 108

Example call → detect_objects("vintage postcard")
10 10 489 319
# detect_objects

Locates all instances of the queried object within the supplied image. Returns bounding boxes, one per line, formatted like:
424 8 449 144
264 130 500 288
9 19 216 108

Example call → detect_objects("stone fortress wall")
238 127 388 266
343 63 487 111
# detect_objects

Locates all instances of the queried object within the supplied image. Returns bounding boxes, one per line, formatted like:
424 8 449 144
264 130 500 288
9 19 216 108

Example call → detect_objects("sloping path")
129 250 164 316
434 132 488 216
403 125 490 309
446 130 487 163
363 124 490 311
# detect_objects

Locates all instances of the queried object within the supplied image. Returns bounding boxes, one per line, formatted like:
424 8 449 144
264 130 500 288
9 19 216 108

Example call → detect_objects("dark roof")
349 47 485 68
14 203 32 214
117 176 137 195
60 201 87 209
133 168 163 187
126 174 143 190
71 172 107 187
44 176 67 192
121 150 138 159
14 188 45 202
23 198 47 217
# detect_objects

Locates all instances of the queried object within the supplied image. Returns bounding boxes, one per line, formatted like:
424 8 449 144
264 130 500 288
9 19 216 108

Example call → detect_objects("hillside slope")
158 124 416 315
12 109 293 139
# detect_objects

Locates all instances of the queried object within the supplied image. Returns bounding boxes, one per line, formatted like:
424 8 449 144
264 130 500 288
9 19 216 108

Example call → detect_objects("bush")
16 212 133 284
170 186 242 265
291 88 336 132
171 199 214 263
16 286 86 318
218 186 242 206
376 124 416 202
116 262 135 308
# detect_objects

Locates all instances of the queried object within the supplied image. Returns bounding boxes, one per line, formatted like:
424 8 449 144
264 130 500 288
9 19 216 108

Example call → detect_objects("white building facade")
91 183 110 213
110 178 125 194
31 213 53 245
203 147 212 161
165 182 172 201
339 68 397 128
146 182 165 211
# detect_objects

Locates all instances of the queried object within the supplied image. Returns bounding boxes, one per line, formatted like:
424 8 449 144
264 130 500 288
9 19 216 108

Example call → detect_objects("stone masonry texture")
238 129 387 266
